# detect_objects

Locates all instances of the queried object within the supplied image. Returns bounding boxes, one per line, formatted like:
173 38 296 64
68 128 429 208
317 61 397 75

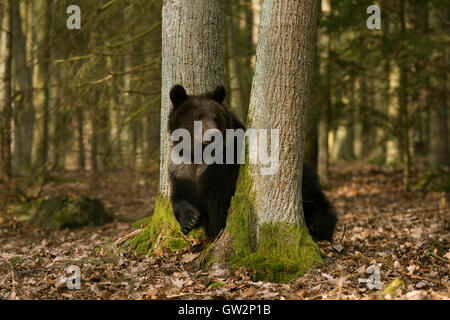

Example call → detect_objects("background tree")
0 0 13 181
12 0 35 170
427 2 449 169
317 0 332 187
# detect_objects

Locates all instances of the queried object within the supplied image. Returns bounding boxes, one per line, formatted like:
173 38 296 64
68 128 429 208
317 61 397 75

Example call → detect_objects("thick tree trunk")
209 0 322 283
131 0 224 253
1 0 13 180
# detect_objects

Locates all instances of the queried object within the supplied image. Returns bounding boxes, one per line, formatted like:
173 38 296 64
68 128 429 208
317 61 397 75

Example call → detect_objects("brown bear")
167 84 337 241
168 84 244 237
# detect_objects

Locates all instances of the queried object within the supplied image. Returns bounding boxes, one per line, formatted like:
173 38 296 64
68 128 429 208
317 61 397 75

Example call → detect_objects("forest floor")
0 163 448 300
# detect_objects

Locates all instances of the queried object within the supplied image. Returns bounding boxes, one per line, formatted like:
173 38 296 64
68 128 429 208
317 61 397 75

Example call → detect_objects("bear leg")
302 164 338 242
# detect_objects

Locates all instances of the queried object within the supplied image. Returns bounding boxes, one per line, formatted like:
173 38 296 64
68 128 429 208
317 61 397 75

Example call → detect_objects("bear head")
168 84 234 143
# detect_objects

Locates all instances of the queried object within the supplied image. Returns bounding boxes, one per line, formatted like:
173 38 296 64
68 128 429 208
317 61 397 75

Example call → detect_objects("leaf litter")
0 164 448 300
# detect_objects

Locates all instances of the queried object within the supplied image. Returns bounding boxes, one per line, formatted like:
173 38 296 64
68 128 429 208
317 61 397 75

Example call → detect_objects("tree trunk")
353 76 365 159
398 0 411 190
226 1 247 123
12 0 35 170
0 0 13 180
386 61 400 164
317 0 331 187
427 4 449 168
35 0 51 168
106 54 123 166
209 0 322 283
131 0 224 253
369 64 387 160
250 0 261 69
76 106 85 170
50 65 67 170
331 78 355 161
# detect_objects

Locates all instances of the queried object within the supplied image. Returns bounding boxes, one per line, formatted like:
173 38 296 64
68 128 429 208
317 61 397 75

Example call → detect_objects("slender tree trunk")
332 77 355 161
386 61 400 164
209 0 322 283
36 0 51 168
106 55 123 165
1 0 13 180
51 65 67 170
76 106 85 170
353 76 365 159
90 102 98 174
427 4 449 168
369 64 387 160
97 94 110 170
317 0 331 187
12 0 35 170
250 0 261 68
226 1 247 122
398 0 411 189
132 0 224 253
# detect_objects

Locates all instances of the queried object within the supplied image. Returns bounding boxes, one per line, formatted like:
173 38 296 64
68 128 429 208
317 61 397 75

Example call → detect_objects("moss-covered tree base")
208 165 323 283
130 193 207 254
235 223 323 283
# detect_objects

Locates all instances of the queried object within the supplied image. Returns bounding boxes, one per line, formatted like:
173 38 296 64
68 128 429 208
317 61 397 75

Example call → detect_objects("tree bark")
317 0 331 187
386 61 401 164
353 76 365 159
0 0 13 180
331 77 355 161
250 0 261 68
209 0 322 283
76 106 85 170
226 0 247 122
398 0 411 189
427 4 449 168
35 0 51 168
12 0 35 169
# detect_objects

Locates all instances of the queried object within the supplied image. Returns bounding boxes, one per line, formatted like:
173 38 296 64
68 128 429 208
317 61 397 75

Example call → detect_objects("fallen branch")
114 228 144 246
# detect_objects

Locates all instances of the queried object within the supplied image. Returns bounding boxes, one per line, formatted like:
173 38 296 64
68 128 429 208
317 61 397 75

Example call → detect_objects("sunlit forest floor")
0 163 448 300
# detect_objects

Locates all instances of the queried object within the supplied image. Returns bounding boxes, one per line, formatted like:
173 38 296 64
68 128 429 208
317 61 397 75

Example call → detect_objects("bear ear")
211 85 226 104
170 85 188 108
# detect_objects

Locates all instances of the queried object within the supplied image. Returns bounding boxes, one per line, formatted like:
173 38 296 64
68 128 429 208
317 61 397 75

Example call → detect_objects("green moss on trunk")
130 193 206 254
235 223 323 282
223 165 323 283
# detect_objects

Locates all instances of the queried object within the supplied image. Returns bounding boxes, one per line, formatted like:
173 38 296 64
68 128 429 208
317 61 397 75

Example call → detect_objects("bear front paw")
180 209 201 235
